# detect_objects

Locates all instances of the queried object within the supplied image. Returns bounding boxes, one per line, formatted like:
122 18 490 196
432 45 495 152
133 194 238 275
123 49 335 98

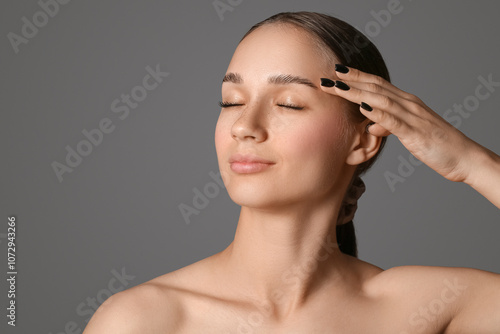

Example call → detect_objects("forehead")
227 23 334 78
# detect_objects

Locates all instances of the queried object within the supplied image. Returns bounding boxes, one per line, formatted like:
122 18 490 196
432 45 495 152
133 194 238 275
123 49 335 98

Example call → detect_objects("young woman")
84 11 500 333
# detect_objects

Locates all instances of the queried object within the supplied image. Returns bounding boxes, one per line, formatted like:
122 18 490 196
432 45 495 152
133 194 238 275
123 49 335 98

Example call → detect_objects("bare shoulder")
366 264 500 332
83 280 183 334
364 264 476 302
83 257 216 333
369 264 488 293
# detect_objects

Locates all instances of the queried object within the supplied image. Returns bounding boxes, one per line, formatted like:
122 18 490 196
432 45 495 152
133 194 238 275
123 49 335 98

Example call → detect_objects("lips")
229 153 275 174
229 153 274 164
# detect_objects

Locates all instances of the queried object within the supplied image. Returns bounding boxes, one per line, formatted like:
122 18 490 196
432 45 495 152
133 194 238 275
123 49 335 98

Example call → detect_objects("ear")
345 120 383 166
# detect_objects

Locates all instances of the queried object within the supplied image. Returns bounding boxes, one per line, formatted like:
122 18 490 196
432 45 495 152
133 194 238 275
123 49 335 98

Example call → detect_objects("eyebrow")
222 72 318 90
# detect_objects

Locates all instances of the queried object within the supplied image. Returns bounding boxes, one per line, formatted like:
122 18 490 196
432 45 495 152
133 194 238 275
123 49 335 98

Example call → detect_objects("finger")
320 78 414 137
366 122 391 137
358 100 413 139
337 79 409 108
333 64 420 103
320 78 405 110
321 78 407 118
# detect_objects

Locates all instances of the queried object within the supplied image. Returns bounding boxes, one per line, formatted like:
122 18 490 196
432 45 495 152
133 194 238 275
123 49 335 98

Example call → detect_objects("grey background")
1 0 499 332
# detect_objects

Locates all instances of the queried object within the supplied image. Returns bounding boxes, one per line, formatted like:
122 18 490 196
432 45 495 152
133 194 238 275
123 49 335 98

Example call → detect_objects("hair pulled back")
240 12 391 257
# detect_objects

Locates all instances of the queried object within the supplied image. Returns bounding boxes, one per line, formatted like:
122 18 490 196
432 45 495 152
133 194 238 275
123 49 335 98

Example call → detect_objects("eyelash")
218 101 304 110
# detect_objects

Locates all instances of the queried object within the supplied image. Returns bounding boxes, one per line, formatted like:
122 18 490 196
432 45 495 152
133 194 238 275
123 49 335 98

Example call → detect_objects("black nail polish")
320 78 335 87
335 64 349 74
335 80 350 91
366 122 374 133
361 102 373 111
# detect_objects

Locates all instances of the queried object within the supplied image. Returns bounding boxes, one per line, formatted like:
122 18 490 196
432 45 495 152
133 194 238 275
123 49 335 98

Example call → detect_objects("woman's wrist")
463 142 500 208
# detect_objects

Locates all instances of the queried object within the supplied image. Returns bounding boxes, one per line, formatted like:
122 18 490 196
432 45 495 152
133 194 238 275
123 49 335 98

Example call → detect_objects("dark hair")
240 11 390 258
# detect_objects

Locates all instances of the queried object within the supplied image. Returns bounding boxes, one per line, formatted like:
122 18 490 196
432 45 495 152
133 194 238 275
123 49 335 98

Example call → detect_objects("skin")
83 23 500 333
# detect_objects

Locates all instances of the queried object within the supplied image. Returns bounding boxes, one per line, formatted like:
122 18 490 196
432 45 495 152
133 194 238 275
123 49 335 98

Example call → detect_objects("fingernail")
366 122 374 134
334 80 350 91
335 64 349 74
320 78 335 87
361 102 373 111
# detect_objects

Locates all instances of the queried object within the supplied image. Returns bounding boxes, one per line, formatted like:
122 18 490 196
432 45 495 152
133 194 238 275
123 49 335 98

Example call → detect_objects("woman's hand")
320 64 500 208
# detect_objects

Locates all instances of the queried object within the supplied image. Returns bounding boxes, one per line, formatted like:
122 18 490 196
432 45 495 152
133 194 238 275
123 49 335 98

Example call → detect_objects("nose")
231 103 268 143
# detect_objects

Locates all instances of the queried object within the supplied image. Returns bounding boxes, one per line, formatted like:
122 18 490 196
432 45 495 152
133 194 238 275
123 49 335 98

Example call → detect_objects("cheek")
273 114 350 198
282 114 349 166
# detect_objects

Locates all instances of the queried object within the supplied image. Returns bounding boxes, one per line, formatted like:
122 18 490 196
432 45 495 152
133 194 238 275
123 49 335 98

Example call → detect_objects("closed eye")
219 101 244 108
218 101 304 110
277 103 304 110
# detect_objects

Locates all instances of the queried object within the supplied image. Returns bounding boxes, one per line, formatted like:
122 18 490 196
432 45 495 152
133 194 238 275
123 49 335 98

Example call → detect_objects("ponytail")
335 174 365 258
336 221 357 258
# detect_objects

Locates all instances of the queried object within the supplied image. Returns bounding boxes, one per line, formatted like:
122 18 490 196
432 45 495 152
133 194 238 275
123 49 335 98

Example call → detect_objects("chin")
226 183 280 207
228 182 310 211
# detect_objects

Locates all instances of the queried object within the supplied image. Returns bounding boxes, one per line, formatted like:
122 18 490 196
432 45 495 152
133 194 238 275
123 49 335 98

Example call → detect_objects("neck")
215 195 354 319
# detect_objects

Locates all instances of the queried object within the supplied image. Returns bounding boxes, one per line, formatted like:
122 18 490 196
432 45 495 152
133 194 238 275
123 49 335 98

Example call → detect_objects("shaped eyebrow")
222 72 318 90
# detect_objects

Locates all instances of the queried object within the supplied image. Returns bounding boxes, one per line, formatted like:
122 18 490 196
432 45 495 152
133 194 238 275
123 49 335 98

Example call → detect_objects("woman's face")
215 24 356 209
